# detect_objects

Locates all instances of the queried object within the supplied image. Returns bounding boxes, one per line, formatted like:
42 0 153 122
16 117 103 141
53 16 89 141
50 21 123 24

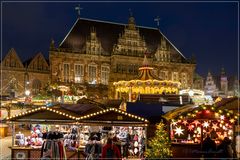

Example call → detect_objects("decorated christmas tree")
145 122 172 158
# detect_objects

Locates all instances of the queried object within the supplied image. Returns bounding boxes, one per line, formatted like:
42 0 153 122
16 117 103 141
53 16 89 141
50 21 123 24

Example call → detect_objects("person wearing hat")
85 134 102 160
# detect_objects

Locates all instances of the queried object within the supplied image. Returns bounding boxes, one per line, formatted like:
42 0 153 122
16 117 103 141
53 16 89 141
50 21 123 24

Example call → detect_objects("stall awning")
5 106 148 125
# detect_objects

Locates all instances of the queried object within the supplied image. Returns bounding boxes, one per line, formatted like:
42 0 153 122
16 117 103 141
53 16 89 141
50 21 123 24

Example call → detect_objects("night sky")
2 2 238 77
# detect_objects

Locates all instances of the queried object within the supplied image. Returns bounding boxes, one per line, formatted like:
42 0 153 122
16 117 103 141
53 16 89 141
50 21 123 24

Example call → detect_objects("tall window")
74 64 84 83
88 65 97 84
181 73 188 88
32 79 41 95
63 63 70 82
159 71 168 80
101 66 110 85
172 72 179 81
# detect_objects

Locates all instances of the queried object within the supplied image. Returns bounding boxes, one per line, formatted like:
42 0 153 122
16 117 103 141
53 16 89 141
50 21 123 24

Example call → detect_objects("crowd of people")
202 134 237 159
84 135 122 160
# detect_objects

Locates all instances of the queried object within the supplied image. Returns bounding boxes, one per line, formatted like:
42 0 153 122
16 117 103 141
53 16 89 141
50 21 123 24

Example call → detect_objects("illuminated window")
32 79 41 94
172 72 178 81
181 73 188 88
88 65 97 84
63 63 70 82
74 64 84 83
159 71 168 80
101 66 110 85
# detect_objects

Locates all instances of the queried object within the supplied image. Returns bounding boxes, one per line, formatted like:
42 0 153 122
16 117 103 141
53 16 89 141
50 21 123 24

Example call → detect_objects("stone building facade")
204 68 239 97
0 48 50 97
49 15 196 100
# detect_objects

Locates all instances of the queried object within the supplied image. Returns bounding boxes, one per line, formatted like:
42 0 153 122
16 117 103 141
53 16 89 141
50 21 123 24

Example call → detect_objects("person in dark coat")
101 138 121 160
217 137 233 159
202 134 216 159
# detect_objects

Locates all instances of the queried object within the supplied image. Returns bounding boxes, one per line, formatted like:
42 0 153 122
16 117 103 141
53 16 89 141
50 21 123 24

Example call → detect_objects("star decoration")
212 123 219 131
230 119 235 123
188 125 194 131
192 120 200 126
172 120 177 126
203 121 209 128
220 115 225 120
183 120 188 126
174 126 184 136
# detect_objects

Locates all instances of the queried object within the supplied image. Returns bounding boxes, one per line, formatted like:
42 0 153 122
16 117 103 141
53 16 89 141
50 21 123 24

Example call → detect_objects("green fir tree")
145 122 172 158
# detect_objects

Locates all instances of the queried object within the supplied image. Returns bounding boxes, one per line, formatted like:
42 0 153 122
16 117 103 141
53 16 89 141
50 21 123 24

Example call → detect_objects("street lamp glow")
25 90 30 96
188 90 194 97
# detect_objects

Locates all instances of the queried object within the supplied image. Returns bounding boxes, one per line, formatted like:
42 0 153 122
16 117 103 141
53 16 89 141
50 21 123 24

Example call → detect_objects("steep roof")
1 48 24 68
59 17 187 61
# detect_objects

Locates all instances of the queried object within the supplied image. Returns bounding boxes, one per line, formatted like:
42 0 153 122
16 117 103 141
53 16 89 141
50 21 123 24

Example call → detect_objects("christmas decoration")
174 126 184 136
145 122 172 158
169 103 237 144
212 123 219 131
203 121 209 128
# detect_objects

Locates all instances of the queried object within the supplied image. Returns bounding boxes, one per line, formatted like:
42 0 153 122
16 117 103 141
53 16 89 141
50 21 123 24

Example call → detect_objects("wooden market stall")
163 97 239 159
5 101 149 160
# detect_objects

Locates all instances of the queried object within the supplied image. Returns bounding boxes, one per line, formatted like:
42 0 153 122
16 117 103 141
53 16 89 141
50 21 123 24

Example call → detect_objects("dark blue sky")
2 2 238 77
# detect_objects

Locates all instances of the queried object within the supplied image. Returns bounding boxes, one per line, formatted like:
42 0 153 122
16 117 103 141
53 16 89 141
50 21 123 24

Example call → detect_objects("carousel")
113 55 181 102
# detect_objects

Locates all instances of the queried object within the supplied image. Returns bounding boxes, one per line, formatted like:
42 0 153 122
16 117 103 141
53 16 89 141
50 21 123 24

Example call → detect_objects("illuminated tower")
204 71 218 97
220 67 228 95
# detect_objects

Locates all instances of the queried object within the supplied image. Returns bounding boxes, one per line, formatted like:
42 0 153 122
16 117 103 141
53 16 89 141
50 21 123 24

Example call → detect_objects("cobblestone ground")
0 136 12 159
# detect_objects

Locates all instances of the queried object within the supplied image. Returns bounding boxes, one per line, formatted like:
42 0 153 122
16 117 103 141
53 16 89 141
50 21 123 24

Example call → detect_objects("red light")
205 110 210 114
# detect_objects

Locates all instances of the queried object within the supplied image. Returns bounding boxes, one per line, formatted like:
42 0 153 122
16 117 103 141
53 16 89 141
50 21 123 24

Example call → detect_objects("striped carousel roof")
137 55 161 80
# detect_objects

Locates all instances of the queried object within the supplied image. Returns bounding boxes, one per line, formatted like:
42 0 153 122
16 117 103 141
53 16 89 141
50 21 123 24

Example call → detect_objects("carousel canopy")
113 55 181 95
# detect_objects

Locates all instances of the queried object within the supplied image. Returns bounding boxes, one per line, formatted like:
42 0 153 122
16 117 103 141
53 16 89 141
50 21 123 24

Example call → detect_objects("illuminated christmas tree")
145 122 172 158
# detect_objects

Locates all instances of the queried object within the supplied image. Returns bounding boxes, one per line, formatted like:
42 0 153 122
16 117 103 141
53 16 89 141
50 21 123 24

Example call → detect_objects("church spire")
221 67 226 76
128 8 136 30
50 38 55 50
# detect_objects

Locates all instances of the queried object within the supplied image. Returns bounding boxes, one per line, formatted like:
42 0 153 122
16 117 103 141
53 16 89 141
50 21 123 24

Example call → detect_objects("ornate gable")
155 37 171 62
58 17 190 62
28 52 49 71
2 48 24 68
113 15 147 57
86 27 105 55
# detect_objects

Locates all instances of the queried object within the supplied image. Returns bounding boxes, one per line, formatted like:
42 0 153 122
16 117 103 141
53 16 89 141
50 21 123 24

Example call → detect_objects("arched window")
32 79 41 95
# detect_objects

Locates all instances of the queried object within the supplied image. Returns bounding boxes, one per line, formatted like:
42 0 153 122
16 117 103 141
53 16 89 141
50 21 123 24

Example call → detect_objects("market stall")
5 101 149 160
163 97 239 158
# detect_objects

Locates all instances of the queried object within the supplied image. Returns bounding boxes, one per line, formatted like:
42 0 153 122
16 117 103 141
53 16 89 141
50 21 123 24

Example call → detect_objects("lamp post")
25 90 30 96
